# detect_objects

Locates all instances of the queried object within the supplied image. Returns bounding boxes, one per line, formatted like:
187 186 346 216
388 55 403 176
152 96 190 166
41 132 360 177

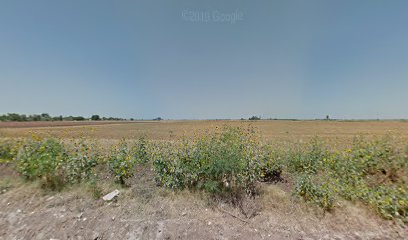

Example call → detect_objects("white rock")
102 189 120 201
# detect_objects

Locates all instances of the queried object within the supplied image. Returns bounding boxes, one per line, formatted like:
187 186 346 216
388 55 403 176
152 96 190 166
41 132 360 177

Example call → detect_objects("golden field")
1 120 408 147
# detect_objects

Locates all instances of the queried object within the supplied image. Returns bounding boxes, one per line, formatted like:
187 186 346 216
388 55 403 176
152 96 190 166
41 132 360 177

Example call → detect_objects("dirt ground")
1 164 407 240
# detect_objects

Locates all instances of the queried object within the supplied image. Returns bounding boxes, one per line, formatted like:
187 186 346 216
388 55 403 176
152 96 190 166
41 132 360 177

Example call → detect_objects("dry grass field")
2 120 408 145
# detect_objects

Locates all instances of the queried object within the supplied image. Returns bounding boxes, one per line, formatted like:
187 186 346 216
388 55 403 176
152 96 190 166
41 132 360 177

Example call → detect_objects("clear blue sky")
1 0 408 119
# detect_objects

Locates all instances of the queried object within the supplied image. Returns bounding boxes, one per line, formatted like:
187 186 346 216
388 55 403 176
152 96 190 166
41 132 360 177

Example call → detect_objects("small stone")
16 209 22 213
111 217 115 221
102 190 120 201
208 221 212 226
181 212 187 216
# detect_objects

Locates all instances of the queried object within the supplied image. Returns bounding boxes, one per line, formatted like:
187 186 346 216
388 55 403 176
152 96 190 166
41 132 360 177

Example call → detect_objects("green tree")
249 116 261 120
72 116 85 121
41 113 51 121
91 115 100 121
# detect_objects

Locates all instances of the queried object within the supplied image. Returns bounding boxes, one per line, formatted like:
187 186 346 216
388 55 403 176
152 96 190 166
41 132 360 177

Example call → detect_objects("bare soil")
1 165 407 240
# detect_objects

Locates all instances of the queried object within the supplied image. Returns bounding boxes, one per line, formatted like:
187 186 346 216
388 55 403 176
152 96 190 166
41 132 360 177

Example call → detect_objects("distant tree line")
248 116 261 120
0 113 127 122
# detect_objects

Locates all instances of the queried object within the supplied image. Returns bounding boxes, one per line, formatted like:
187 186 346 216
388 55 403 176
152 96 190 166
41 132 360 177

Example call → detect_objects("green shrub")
333 138 408 221
132 136 149 163
294 174 335 211
0 138 23 163
16 138 67 189
153 127 265 196
151 142 186 189
64 139 99 184
258 145 284 182
15 137 101 189
0 139 14 161
286 138 328 174
368 185 408 221
348 137 397 177
289 136 408 221
107 139 138 185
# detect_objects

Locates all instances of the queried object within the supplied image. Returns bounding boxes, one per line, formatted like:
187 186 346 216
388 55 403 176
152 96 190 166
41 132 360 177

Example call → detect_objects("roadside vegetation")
0 127 407 223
